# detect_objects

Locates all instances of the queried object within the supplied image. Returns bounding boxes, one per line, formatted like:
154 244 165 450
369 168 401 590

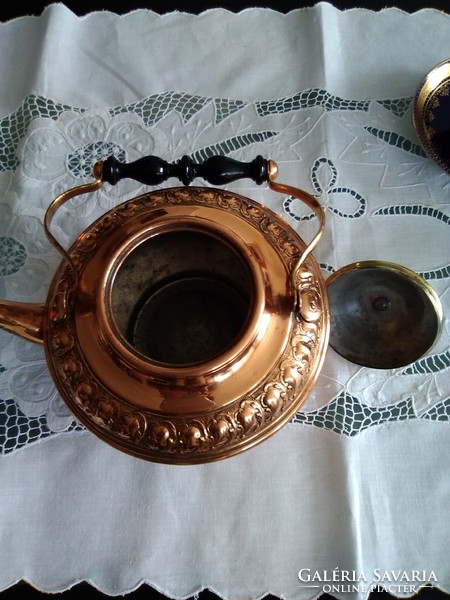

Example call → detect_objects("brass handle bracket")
267 161 326 308
44 162 104 282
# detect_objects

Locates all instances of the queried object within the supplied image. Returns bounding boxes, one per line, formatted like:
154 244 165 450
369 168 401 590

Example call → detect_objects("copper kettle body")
0 156 329 464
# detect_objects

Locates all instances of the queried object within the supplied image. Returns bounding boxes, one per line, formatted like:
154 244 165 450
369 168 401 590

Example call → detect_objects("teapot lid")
327 261 443 369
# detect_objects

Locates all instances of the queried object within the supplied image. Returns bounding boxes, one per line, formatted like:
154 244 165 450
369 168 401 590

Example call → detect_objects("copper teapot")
0 155 330 463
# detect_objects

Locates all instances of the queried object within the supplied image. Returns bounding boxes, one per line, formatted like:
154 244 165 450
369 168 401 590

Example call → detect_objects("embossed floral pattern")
0 203 51 299
0 335 75 438
16 111 159 224
283 157 366 222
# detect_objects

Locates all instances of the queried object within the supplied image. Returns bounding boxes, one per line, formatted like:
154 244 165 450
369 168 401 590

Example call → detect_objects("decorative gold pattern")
413 59 450 175
44 188 329 464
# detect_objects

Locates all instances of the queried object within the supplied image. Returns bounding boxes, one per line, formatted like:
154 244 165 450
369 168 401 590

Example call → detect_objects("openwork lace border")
0 89 448 454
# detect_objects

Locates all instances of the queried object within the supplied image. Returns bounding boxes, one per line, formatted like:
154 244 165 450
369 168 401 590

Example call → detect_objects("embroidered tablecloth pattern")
0 4 449 598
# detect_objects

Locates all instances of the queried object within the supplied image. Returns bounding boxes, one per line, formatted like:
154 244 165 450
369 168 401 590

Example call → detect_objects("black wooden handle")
101 155 269 186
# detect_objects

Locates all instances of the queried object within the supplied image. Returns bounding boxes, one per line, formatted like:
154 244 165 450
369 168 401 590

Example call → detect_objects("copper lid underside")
327 261 442 369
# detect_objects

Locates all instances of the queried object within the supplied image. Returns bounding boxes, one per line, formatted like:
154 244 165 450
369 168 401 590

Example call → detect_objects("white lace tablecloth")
0 3 449 598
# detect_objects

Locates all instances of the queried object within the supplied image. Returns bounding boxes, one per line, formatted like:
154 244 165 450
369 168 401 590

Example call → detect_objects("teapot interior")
110 229 255 366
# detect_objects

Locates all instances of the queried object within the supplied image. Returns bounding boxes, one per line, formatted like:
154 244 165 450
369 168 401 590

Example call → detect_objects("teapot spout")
0 300 45 344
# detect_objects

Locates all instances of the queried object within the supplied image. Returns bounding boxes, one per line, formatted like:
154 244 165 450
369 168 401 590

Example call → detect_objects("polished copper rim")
101 218 264 378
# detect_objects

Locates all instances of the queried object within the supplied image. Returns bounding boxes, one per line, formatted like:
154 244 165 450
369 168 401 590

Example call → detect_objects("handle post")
267 161 326 297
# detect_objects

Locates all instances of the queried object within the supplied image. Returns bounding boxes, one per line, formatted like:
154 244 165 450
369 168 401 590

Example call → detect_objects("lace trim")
0 90 414 174
0 88 448 453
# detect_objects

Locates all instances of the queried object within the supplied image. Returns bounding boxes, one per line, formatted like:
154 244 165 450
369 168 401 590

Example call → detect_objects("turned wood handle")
101 155 269 186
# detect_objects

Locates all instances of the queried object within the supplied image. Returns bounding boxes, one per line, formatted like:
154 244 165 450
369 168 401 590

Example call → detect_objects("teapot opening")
110 229 255 367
